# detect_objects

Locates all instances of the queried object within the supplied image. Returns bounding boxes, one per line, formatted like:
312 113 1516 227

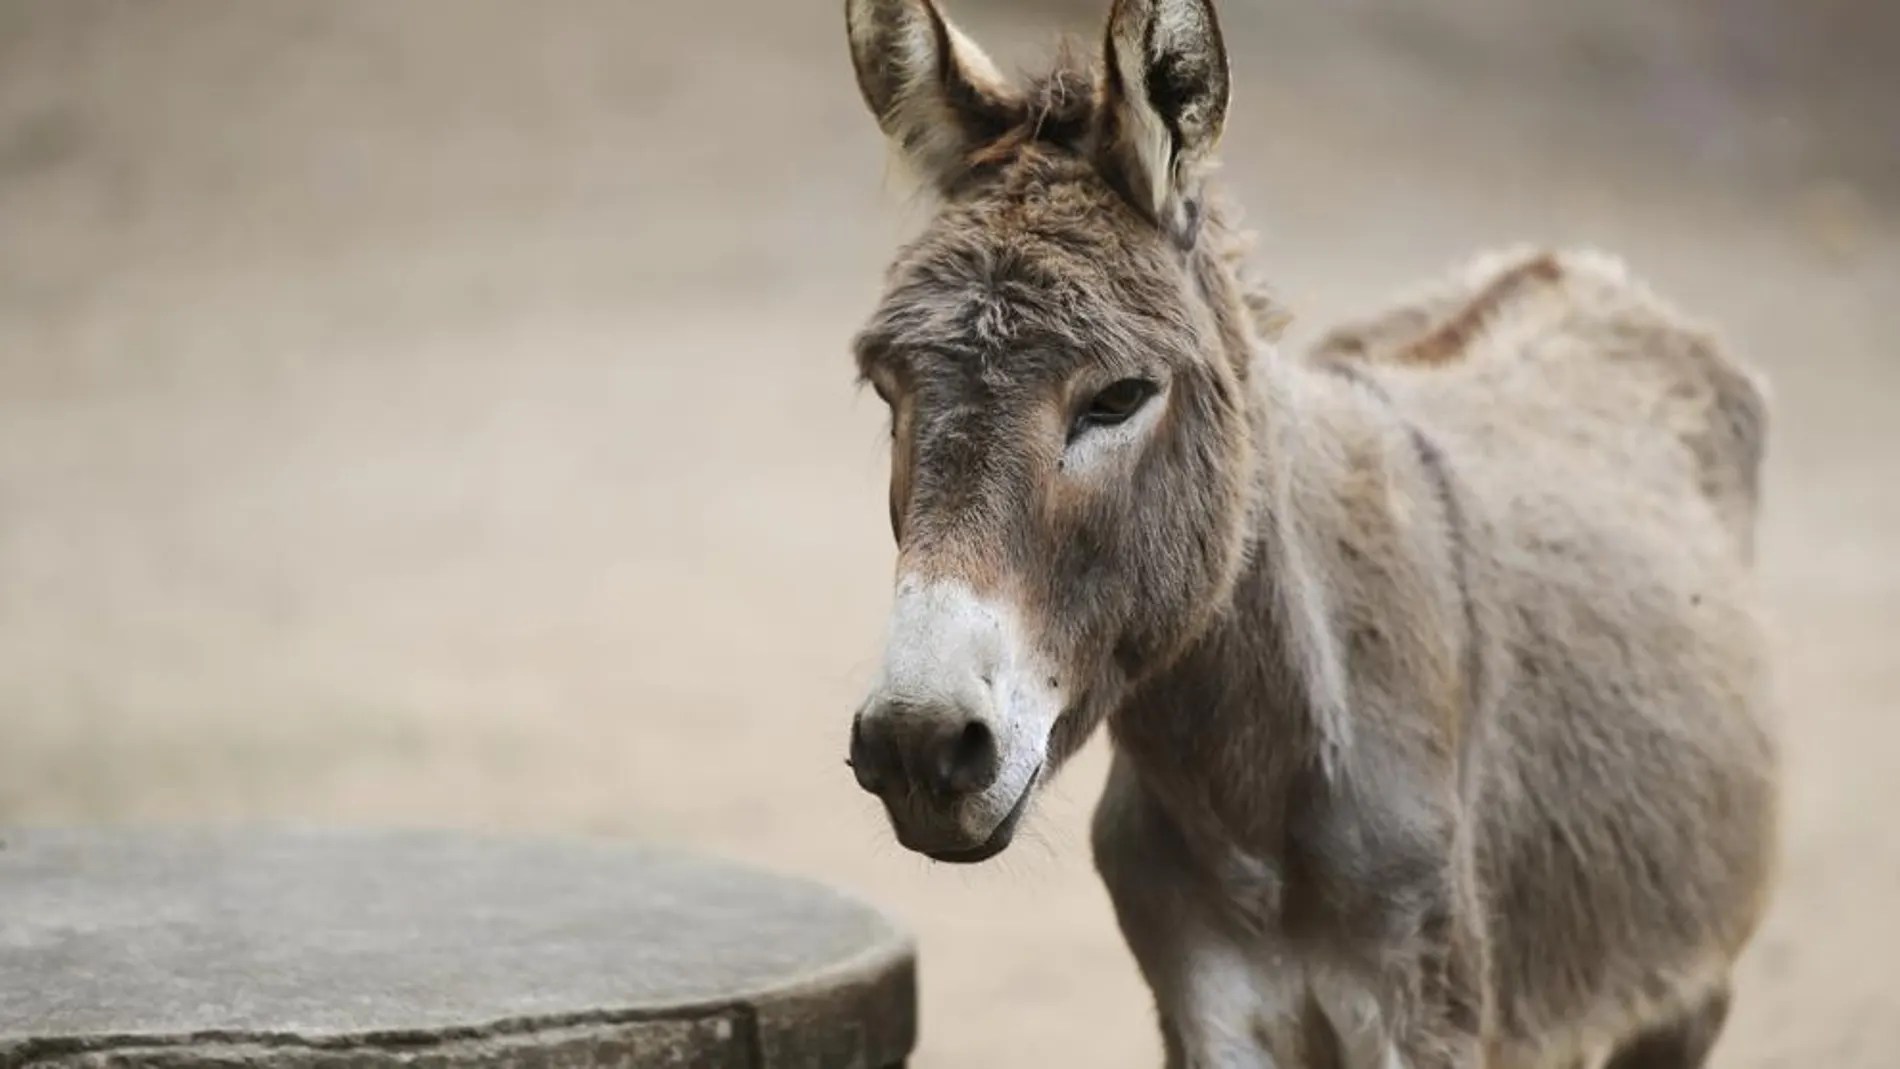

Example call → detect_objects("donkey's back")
1316 247 1768 554
1317 248 1778 1065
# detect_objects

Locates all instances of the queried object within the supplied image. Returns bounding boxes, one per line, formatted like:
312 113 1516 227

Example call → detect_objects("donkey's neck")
1108 351 1404 857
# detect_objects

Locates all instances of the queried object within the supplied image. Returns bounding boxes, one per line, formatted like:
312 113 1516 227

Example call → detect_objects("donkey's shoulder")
1310 246 1771 550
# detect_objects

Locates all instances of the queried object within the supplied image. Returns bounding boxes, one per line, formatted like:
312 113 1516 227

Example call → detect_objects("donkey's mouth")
922 763 1042 865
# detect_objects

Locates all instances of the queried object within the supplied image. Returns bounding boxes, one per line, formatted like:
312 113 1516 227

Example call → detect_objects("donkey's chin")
891 762 1043 865
928 770 1040 864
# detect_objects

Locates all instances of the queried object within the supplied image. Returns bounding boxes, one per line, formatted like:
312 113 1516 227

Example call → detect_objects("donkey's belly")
1470 576 1777 1050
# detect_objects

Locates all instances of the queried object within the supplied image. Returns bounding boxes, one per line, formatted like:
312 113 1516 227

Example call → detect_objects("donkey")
841 1 1779 1065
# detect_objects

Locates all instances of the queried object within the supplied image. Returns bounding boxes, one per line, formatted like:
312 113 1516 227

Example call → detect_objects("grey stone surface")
0 830 914 1067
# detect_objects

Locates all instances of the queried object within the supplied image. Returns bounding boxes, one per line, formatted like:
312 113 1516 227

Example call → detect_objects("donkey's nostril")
849 712 883 794
933 719 1000 796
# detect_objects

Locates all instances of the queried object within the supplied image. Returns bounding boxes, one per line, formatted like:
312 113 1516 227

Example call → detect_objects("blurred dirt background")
2 1 1896 1065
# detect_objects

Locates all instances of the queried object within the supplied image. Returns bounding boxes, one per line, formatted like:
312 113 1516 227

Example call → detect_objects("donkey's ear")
846 0 1021 189
1096 0 1230 239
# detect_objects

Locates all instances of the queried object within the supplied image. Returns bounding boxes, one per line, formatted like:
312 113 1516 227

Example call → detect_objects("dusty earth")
2 2 1896 1065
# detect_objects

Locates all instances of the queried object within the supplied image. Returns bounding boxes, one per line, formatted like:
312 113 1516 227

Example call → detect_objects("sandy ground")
2 2 1897 1065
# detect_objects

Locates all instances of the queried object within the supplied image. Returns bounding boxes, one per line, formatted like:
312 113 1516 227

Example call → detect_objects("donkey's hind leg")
1602 985 1732 1069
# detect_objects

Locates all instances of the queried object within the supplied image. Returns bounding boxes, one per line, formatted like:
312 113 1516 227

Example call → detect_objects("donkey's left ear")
1096 0 1230 241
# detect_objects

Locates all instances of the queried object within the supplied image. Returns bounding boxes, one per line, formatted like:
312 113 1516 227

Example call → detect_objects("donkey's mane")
963 47 1099 170
948 46 1290 348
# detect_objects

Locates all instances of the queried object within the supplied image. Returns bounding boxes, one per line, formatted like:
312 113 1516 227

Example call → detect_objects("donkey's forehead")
856 164 1186 380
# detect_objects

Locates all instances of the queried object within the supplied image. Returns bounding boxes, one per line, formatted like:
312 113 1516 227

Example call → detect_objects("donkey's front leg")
1387 911 1488 1069
1312 899 1487 1069
1094 757 1301 1068
1289 756 1489 1069
1330 913 1489 1069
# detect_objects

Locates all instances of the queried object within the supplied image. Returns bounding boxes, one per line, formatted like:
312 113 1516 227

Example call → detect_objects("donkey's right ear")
845 0 1021 190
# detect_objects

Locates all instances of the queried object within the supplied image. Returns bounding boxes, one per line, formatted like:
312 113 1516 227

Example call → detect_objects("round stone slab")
0 829 914 1067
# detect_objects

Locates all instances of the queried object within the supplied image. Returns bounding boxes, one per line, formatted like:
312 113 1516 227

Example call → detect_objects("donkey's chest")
1165 919 1404 1069
1117 828 1402 1066
1096 758 1411 1065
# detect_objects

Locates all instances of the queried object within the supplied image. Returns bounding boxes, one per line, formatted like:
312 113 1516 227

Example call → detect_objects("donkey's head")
845 0 1265 862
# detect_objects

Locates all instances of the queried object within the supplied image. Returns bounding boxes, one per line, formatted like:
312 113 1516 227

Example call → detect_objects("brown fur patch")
1397 253 1563 366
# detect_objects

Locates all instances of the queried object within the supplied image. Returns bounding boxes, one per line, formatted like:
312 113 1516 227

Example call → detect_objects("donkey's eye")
1073 378 1158 438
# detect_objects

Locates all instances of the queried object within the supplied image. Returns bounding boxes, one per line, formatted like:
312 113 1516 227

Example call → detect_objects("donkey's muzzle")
852 577 1054 862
